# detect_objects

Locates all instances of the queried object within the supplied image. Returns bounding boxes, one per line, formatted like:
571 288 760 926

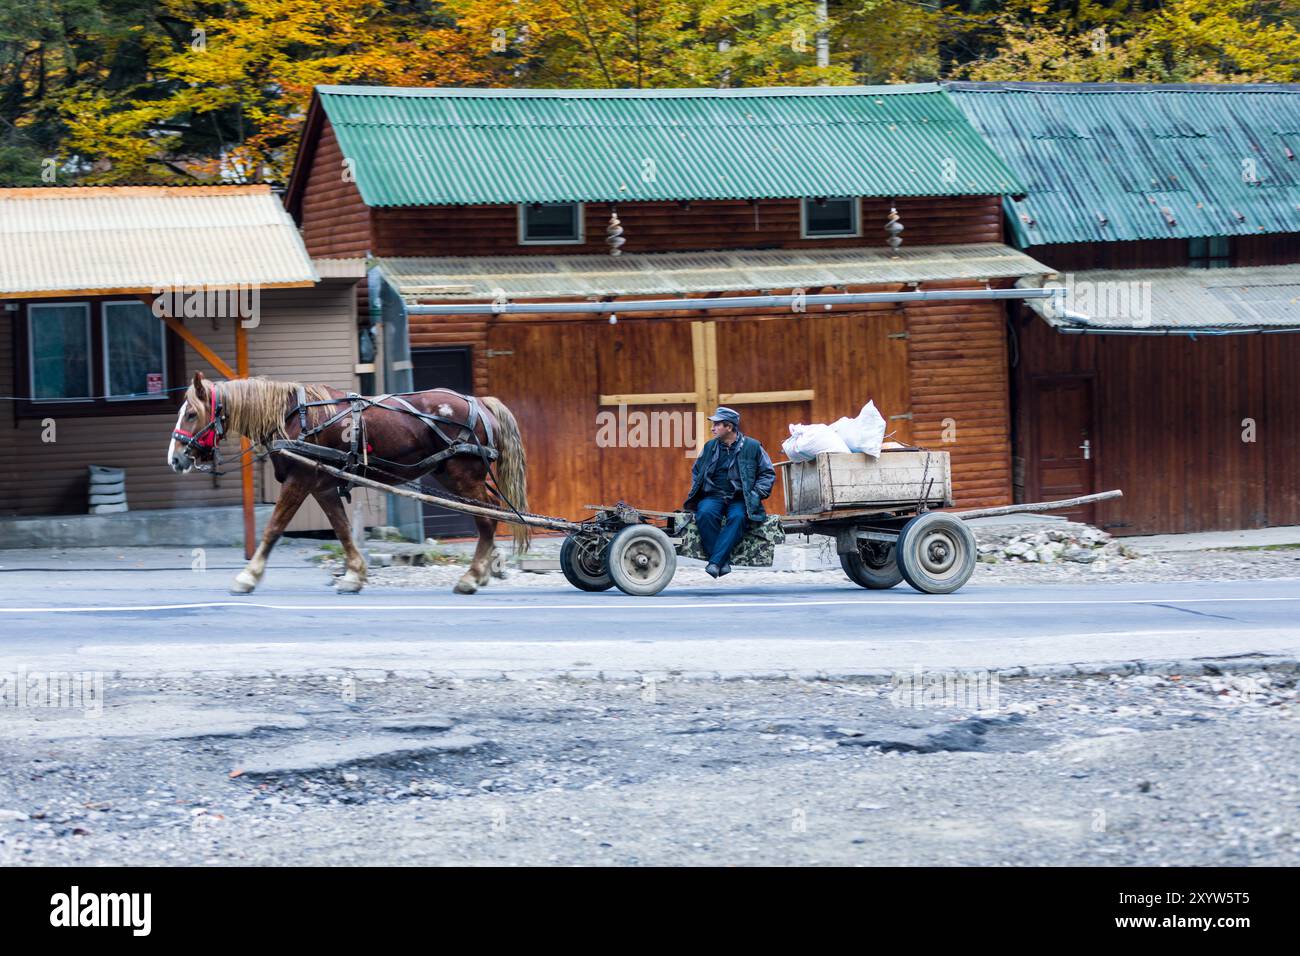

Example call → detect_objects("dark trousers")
695 495 748 566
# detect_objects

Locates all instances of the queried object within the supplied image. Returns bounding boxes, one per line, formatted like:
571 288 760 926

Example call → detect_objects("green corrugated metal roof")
315 85 1025 206
946 82 1300 247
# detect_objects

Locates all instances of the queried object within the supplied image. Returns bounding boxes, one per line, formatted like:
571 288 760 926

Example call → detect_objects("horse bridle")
171 383 226 466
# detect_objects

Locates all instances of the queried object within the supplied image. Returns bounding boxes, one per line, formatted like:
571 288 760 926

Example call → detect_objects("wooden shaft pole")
274 448 583 533
154 311 238 379
949 489 1123 521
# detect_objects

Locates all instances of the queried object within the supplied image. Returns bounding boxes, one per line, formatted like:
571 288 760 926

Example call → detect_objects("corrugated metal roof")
0 186 318 297
315 84 1025 206
1021 265 1300 332
946 82 1300 246
377 243 1053 301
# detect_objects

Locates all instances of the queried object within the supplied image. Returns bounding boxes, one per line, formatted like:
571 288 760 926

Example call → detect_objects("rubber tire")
607 524 677 596
839 540 904 589
559 535 614 592
896 512 977 594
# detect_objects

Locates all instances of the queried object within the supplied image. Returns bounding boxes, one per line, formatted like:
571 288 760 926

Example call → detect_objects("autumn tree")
56 0 492 182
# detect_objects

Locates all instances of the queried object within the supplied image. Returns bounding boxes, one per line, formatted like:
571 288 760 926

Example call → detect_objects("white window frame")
517 202 585 245
800 197 862 239
27 302 93 402
102 301 168 401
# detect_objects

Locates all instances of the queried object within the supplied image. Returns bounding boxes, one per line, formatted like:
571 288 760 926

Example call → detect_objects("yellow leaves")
37 0 1300 182
960 0 1300 84
59 90 183 182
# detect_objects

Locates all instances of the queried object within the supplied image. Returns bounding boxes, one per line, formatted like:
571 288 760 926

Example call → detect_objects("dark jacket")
684 434 777 523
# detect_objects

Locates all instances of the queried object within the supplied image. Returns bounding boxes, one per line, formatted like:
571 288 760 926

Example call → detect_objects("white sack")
830 400 887 457
781 422 851 462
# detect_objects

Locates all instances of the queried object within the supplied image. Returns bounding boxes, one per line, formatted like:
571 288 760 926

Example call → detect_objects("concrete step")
0 504 276 549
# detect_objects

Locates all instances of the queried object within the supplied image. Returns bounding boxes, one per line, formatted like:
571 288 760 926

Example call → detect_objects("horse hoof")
336 576 364 594
230 572 258 594
453 578 478 595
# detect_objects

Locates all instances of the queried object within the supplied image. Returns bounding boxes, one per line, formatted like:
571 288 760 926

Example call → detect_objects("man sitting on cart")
683 406 777 578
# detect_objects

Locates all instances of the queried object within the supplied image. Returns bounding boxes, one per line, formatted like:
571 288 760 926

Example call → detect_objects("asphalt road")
1 551 1297 678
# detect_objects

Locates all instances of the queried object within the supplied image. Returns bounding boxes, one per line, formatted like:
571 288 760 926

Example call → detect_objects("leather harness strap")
283 389 499 487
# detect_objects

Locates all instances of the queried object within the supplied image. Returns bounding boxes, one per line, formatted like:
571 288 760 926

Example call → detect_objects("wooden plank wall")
373 195 1004 257
476 294 1009 523
297 119 371 258
0 308 241 516
0 283 367 521
1013 311 1300 534
904 293 1013 509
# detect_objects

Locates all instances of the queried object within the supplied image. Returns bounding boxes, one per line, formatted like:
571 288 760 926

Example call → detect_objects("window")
801 197 860 238
18 298 181 416
519 203 583 244
28 303 92 401
1189 236 1230 269
103 302 168 399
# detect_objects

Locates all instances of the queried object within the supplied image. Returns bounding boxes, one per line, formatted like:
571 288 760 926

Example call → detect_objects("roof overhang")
0 185 320 300
378 243 1055 306
1018 265 1300 334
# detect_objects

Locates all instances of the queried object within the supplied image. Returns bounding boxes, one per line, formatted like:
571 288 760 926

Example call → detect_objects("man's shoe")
705 563 720 578
718 563 732 577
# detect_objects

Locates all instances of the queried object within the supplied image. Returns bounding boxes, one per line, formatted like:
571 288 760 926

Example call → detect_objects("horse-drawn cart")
561 449 1121 597
274 444 1120 599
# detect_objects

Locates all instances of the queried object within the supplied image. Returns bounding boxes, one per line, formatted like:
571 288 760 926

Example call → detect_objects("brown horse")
166 372 528 595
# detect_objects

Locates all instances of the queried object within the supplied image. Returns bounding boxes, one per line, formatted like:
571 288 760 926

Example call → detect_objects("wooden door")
412 346 477 538
595 320 698 513
1032 375 1096 524
809 309 912 445
486 322 599 523
716 317 814 513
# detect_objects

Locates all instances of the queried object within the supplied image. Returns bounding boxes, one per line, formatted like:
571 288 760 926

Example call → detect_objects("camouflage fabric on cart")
674 513 786 567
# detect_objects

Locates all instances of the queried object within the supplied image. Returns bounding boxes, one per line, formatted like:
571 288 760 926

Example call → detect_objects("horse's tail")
481 396 530 555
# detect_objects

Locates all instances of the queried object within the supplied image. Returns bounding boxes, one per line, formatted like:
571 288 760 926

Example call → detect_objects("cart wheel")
840 540 903 589
559 534 613 592
607 524 677 596
897 513 976 594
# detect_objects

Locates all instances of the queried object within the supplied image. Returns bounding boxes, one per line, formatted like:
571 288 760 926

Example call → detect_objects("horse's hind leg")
455 514 499 594
231 473 310 594
315 488 368 594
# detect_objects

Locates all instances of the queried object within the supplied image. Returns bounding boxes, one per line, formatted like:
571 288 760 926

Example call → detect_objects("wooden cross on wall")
598 320 814 450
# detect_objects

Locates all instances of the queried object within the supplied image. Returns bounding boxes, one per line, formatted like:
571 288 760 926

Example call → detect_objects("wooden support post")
154 311 237 379
236 322 255 560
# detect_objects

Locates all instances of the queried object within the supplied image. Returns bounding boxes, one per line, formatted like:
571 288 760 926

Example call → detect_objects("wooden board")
1013 306 1300 535
779 450 952 514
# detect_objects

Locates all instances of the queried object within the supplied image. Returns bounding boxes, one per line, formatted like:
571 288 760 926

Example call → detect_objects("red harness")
172 383 225 453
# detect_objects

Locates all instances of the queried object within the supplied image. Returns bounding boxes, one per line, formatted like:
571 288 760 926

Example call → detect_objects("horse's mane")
189 377 333 443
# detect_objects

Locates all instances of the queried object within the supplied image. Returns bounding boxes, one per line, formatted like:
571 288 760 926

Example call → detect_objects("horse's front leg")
455 515 499 594
231 472 310 594
315 487 368 594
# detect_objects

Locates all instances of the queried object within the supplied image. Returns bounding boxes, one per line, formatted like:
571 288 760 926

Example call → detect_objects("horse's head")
167 372 226 473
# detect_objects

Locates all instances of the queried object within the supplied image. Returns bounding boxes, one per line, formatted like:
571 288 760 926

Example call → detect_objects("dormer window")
801 197 860 238
519 203 584 244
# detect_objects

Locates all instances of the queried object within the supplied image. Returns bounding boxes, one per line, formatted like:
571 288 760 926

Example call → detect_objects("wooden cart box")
778 449 953 515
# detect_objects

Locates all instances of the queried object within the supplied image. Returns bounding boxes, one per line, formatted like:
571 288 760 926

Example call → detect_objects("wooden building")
950 82 1300 534
286 84 1057 532
0 185 371 538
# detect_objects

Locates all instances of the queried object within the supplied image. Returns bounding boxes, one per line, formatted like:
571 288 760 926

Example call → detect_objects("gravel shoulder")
2 669 1296 866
